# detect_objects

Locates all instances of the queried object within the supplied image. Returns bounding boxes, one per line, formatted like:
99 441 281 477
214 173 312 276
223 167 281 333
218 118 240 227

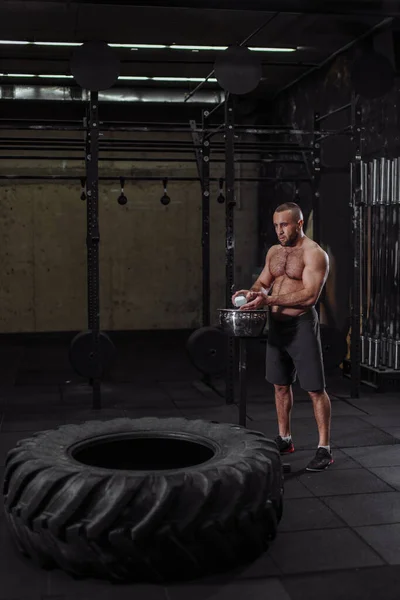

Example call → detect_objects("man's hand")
239 292 269 311
232 249 275 308
231 289 259 306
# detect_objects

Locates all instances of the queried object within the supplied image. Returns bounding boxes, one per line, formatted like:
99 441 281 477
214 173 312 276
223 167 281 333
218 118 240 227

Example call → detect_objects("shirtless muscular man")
232 202 333 472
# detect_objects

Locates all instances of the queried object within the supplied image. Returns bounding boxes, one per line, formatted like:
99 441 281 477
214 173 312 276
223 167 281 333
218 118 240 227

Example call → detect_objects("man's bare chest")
270 249 304 280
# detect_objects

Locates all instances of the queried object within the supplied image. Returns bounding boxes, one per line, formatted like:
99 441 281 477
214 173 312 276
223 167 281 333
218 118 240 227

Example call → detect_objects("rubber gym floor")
1 329 400 600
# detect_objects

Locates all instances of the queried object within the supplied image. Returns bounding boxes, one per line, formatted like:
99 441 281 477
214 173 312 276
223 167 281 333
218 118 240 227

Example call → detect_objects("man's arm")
250 248 275 294
266 248 329 308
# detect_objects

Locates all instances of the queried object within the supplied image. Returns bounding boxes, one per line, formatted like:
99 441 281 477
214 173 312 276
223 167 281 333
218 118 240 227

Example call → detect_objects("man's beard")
280 231 299 247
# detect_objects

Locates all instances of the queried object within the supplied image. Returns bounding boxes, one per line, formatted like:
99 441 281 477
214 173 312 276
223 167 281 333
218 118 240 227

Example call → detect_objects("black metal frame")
350 96 363 398
201 111 211 328
311 100 355 372
341 105 400 390
0 116 343 135
311 112 322 318
312 112 322 246
28 0 400 16
0 101 361 411
312 101 353 229
192 101 318 414
0 173 310 183
194 100 354 416
0 156 312 163
86 91 102 410
224 94 236 407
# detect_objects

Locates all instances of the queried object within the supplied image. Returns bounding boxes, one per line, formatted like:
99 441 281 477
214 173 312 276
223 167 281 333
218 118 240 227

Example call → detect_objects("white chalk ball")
234 295 247 307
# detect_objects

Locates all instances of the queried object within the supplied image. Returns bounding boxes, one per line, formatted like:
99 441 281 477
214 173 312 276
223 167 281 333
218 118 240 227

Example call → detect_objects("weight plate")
70 41 120 91
351 51 394 100
320 325 348 371
69 330 116 378
214 45 262 95
186 326 227 375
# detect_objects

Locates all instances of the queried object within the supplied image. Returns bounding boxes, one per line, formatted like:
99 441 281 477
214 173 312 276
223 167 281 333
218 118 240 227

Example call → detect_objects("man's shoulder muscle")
304 242 329 269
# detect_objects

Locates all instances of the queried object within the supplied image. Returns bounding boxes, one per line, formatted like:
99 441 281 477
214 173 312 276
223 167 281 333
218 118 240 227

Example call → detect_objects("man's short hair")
274 202 303 222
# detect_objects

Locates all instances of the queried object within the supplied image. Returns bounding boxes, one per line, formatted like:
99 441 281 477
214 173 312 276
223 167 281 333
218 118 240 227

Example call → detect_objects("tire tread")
2 417 283 582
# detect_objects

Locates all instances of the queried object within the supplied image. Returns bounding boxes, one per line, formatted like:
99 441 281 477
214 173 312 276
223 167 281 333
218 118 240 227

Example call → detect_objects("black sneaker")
274 435 295 455
306 447 334 472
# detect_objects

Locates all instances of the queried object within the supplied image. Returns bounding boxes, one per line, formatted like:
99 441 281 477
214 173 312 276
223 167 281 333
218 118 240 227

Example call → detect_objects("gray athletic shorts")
265 307 326 392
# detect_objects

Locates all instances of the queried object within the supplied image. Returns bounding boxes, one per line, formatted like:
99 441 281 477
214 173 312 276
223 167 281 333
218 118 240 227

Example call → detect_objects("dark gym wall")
260 27 400 335
0 127 259 333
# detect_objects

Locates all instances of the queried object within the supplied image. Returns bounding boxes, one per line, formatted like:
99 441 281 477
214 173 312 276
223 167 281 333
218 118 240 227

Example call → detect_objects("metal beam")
224 94 236 408
85 91 102 410
350 94 363 399
273 17 394 99
15 0 400 17
0 57 319 68
200 115 211 328
0 174 310 183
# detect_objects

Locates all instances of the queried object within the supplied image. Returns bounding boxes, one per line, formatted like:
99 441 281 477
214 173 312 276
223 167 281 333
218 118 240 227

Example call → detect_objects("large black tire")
2 417 283 583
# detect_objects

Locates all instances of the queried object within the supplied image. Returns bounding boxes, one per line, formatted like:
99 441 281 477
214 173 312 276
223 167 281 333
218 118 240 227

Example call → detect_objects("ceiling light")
187 77 218 82
153 77 193 81
0 40 29 45
111 43 167 49
119 76 150 80
171 45 228 51
0 73 218 83
33 42 82 47
0 40 297 52
170 44 296 52
38 74 74 78
152 76 217 82
248 46 296 52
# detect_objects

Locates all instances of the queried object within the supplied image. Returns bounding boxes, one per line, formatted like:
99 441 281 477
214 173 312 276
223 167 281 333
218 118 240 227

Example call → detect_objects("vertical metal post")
84 116 92 330
86 91 101 410
189 119 204 186
238 338 247 427
201 111 211 328
190 117 211 328
225 94 236 406
312 112 322 319
350 95 363 399
312 112 321 246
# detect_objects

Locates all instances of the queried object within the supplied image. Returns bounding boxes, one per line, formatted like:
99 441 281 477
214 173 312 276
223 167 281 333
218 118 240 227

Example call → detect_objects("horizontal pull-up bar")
0 155 309 164
0 118 310 130
0 136 309 146
0 145 307 160
0 122 352 137
0 139 313 150
0 174 311 183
